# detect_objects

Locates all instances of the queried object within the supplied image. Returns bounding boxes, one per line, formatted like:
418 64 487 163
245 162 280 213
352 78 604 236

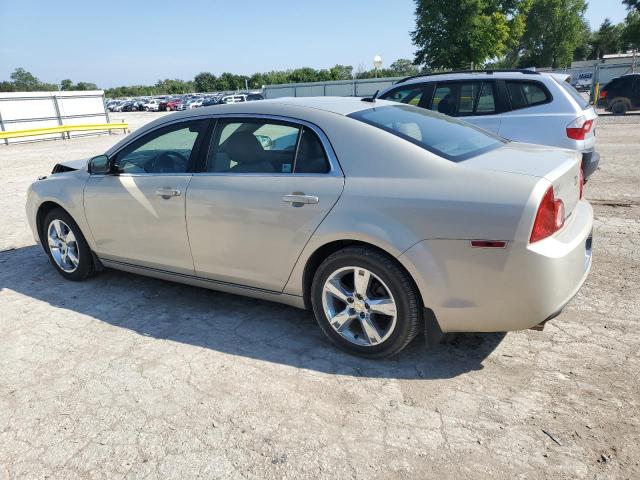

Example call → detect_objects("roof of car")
104 96 393 156
389 70 558 87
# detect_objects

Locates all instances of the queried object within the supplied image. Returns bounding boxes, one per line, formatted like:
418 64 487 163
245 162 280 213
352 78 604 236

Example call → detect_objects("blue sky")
0 0 631 88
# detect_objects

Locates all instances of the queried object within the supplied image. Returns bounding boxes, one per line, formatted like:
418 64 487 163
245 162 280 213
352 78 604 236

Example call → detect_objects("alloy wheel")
321 266 397 346
47 219 80 273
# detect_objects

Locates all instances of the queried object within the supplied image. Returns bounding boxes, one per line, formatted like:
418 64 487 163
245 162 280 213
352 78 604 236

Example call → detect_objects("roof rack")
394 69 540 84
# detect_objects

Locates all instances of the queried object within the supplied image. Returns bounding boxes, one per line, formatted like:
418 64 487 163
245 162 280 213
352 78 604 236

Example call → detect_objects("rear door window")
430 84 455 114
506 81 551 110
476 82 497 113
206 119 330 174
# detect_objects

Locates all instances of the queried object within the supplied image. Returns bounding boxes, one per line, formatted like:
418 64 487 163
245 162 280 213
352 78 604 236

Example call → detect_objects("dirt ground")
0 111 638 480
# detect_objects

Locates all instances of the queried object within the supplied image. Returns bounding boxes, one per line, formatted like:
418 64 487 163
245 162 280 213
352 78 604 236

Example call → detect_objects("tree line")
0 60 419 97
413 0 640 70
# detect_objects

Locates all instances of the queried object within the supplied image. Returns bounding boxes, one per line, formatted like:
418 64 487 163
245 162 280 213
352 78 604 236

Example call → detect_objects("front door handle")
155 187 181 199
283 193 319 206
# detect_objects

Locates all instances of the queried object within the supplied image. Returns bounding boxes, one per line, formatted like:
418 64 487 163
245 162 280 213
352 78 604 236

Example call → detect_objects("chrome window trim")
105 113 343 178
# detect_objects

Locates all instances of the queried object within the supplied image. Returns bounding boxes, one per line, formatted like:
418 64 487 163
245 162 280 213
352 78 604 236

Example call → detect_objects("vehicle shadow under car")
0 245 505 380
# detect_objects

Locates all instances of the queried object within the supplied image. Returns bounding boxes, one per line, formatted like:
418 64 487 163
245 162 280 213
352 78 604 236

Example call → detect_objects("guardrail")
0 122 129 141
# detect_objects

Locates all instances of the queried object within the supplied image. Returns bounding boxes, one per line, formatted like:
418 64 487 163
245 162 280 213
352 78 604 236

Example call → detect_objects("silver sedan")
26 97 593 358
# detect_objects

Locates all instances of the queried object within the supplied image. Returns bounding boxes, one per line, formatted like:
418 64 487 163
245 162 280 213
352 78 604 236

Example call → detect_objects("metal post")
51 94 67 140
102 92 111 134
0 108 8 146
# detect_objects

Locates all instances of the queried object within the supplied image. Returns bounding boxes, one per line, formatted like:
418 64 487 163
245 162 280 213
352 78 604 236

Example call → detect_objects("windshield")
348 104 505 161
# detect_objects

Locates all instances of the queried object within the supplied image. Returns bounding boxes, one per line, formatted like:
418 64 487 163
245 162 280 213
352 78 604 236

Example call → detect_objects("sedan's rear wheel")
43 208 95 281
311 247 421 358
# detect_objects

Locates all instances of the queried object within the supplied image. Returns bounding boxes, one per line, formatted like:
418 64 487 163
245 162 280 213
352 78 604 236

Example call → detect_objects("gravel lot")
1 111 639 479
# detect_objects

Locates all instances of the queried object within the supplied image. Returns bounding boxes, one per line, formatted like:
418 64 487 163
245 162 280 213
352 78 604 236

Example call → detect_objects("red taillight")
566 117 594 140
599 89 606 99
530 187 565 243
579 168 584 199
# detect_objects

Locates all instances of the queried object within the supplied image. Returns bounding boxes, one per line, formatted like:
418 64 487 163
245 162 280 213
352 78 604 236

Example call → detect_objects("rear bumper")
581 150 600 180
400 200 593 333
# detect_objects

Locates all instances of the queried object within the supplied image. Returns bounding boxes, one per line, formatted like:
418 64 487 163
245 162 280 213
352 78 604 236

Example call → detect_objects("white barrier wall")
0 90 109 144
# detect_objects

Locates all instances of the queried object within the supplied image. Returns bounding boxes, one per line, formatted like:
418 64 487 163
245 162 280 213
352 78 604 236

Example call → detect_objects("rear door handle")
282 194 319 205
155 187 181 199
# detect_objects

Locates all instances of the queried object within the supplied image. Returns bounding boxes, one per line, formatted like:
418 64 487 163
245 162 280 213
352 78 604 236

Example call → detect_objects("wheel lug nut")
347 297 354 303
359 312 365 319
349 308 356 315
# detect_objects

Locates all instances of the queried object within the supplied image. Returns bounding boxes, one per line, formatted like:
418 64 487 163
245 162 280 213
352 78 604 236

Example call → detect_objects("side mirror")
88 154 111 175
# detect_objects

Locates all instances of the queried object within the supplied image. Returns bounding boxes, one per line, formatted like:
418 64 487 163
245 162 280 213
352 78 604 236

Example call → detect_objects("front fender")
26 170 94 250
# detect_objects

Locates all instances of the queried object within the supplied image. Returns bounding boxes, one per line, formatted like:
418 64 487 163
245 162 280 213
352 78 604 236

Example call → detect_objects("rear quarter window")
505 81 551 110
556 79 589 109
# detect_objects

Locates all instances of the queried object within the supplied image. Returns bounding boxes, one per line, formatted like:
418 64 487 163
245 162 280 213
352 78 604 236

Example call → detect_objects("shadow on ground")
0 245 506 380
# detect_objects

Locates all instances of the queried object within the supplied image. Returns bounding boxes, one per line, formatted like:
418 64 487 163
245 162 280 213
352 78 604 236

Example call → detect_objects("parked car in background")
378 70 600 180
598 73 640 115
573 72 593 92
107 100 124 112
246 93 264 101
26 97 593 358
143 99 160 111
120 101 137 112
187 98 204 109
159 98 181 111
203 95 223 107
220 94 247 104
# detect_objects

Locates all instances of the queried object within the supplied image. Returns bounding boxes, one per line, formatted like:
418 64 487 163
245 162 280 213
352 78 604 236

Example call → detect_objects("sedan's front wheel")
43 208 95 281
311 247 422 358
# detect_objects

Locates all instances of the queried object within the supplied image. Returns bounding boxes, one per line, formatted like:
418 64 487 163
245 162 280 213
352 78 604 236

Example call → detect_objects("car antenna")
361 90 379 103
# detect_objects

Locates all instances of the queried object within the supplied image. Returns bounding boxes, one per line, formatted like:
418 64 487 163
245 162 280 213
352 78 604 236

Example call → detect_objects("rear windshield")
557 78 589 108
348 104 504 161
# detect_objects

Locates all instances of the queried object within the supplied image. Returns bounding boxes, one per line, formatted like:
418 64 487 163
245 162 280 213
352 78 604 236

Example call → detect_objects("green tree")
388 59 419 76
516 0 588 68
411 0 525 69
60 79 74 90
194 72 217 92
215 72 237 91
572 18 592 61
622 10 640 49
624 0 640 12
75 82 98 91
0 81 14 92
589 18 623 59
10 67 41 90
329 64 354 80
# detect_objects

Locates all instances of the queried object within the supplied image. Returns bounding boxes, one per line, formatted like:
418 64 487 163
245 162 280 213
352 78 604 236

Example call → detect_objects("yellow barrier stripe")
0 123 129 140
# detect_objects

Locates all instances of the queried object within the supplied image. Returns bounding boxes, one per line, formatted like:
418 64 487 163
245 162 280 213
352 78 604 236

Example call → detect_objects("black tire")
42 208 95 281
311 247 422 358
612 100 628 116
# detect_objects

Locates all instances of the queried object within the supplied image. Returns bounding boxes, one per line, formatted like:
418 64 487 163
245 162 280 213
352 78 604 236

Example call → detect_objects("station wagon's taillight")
566 117 594 140
530 187 565 243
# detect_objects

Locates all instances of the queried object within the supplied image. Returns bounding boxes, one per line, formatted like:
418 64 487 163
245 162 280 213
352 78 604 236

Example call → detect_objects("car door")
428 81 501 134
455 81 502 134
186 116 344 292
84 119 208 274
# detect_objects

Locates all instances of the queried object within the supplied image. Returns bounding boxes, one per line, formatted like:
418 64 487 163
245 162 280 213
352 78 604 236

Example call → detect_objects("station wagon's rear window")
349 104 504 161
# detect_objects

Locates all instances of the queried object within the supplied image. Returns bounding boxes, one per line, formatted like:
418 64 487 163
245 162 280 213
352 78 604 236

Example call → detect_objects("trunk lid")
463 142 582 217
